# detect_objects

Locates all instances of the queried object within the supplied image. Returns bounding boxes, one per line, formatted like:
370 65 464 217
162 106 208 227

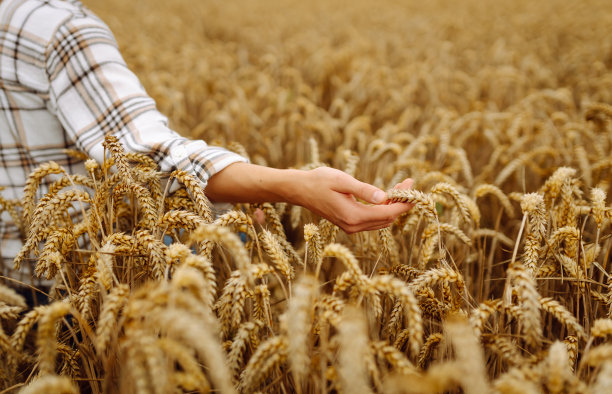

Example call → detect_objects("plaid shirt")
0 0 247 283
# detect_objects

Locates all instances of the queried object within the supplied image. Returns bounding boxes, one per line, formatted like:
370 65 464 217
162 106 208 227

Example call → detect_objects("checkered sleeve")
44 12 248 190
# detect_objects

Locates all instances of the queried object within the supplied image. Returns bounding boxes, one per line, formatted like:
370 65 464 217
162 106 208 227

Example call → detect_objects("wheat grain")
319 218 339 245
591 319 612 338
259 202 286 238
493 367 541 394
487 336 524 367
585 102 612 120
540 167 576 205
304 223 322 270
385 298 403 340
544 341 572 394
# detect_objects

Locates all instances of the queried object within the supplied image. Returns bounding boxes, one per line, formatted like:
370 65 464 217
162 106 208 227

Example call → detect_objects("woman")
0 0 413 283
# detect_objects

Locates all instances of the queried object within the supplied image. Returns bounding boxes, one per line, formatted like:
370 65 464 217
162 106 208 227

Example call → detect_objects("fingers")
343 222 392 234
339 207 407 233
253 208 265 225
393 178 414 191
305 168 415 234
333 199 413 233
330 170 386 204
387 178 414 204
338 217 394 233
357 201 413 223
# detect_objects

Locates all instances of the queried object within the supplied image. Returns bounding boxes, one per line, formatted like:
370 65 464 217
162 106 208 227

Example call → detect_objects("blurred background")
83 0 612 193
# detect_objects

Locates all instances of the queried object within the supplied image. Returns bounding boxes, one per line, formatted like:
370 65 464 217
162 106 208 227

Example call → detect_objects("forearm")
205 162 304 205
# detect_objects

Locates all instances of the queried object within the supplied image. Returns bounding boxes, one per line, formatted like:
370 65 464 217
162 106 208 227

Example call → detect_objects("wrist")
275 168 308 206
206 162 311 205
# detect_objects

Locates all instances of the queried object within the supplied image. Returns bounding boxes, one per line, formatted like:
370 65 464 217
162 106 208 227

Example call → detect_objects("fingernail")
372 190 386 203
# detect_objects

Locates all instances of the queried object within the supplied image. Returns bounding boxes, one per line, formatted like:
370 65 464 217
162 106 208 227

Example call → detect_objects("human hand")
292 167 413 234
206 162 413 233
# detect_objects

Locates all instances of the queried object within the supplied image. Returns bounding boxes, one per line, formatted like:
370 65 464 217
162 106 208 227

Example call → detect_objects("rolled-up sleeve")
44 13 247 190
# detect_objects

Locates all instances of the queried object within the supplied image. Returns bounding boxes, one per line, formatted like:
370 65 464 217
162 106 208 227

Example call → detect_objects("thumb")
333 172 386 204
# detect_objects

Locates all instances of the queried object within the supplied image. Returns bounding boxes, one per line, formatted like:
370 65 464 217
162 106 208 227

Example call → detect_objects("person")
0 0 413 283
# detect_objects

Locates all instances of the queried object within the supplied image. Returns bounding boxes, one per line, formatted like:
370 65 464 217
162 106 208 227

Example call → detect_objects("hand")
293 167 413 234
205 162 413 234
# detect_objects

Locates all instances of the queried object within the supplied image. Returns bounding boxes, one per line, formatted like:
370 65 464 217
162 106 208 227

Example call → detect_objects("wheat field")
1 0 612 392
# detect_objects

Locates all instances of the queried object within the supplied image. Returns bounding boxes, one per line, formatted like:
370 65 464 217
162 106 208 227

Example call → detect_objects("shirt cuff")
168 144 249 217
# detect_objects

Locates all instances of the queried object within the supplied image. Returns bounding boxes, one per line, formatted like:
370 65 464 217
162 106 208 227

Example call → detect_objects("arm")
45 9 412 233
45 10 246 191
206 163 414 233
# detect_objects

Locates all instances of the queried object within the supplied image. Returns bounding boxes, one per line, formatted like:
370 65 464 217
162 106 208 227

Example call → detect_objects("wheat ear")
387 189 438 222
259 229 295 280
20 375 78 394
337 306 373 394
284 276 318 389
372 340 417 375
22 161 66 231
416 332 443 369
539 297 586 340
544 341 572 394
304 223 323 271
102 134 135 183
430 182 473 223
96 284 130 354
507 262 542 346
371 275 423 357
191 224 252 285
37 302 72 375
227 320 264 379
169 169 213 222
239 335 288 392
0 284 27 309
378 227 401 266
473 183 515 218
445 314 490 394
158 337 211 392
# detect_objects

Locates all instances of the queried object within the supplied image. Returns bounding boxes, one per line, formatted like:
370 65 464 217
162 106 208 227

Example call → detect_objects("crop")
1 0 611 392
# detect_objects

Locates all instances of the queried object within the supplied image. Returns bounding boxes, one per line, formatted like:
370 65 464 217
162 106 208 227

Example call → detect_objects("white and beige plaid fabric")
0 0 247 284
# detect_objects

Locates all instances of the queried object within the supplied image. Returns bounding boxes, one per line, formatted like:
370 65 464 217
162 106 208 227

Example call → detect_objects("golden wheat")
1 0 611 392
